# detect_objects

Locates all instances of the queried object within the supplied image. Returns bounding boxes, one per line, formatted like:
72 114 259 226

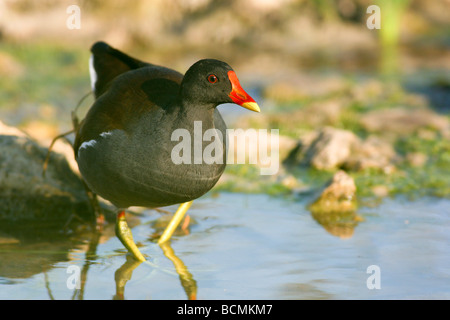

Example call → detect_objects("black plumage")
75 42 257 209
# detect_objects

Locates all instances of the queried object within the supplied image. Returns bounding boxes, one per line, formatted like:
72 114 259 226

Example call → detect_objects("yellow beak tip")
242 102 261 113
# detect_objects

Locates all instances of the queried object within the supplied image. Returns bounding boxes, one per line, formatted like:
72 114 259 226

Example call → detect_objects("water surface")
0 193 449 299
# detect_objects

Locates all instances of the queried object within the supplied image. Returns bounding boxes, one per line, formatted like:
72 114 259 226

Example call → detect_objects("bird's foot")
115 211 146 262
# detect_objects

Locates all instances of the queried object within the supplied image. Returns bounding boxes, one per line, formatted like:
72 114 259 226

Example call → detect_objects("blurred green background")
0 0 449 198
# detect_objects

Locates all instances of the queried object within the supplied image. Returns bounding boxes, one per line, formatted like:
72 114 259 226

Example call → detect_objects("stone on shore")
284 127 398 172
0 120 92 223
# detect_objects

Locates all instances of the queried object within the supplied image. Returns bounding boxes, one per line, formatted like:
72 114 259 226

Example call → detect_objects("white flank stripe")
78 131 113 157
100 131 113 138
79 139 97 151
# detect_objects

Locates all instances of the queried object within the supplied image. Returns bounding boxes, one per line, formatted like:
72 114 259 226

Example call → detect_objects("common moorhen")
74 42 260 261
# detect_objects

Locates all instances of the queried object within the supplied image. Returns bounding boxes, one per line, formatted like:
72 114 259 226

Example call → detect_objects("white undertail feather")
89 55 97 93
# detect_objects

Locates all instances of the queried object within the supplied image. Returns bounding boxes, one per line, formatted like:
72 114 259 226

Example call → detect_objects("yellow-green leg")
158 201 193 244
115 211 146 262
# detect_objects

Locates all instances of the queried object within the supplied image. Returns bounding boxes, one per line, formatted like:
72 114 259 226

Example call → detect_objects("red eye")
207 74 218 84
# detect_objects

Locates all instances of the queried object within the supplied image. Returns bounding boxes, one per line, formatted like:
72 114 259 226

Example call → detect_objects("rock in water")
309 170 357 213
308 170 362 238
0 121 92 224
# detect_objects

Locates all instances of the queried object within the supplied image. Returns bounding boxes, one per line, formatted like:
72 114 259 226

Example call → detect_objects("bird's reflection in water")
113 254 142 300
113 241 197 300
69 229 103 300
56 225 125 300
159 241 197 300
0 212 197 299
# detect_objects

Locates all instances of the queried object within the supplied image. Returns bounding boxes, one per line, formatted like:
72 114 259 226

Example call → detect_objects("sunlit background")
1 0 448 132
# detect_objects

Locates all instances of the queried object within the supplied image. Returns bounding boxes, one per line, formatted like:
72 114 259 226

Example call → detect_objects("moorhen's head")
180 59 260 112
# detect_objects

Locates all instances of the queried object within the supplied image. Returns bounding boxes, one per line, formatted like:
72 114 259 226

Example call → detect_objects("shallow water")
0 193 449 300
